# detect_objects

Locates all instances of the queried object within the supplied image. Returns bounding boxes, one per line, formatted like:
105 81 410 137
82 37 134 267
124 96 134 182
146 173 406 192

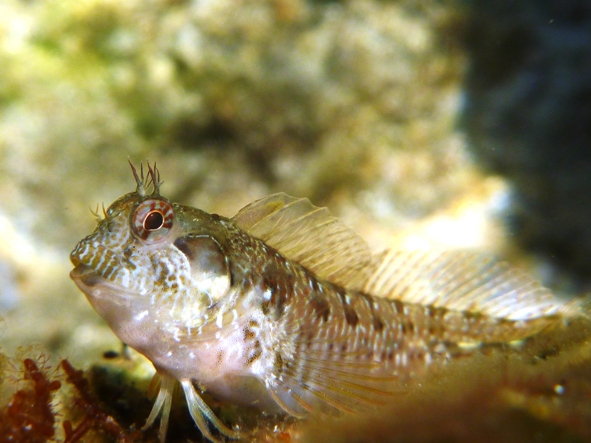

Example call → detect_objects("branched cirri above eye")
131 198 174 241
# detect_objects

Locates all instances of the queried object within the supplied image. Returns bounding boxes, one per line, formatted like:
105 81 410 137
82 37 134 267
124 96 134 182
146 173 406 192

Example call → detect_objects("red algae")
0 355 61 443
0 353 146 443
61 359 142 443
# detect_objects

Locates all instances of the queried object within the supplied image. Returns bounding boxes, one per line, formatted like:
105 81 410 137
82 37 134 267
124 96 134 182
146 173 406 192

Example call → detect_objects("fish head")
70 163 232 341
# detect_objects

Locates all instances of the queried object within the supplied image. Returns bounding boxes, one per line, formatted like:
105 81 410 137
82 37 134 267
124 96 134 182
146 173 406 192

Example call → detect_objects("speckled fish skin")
70 162 572 442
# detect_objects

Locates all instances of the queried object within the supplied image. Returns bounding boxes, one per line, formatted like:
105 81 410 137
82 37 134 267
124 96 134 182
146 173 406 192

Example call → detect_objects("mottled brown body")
224 239 555 417
70 163 571 442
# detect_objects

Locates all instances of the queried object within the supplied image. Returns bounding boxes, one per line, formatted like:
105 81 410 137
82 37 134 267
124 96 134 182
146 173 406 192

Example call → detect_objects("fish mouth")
70 241 130 289
70 264 104 288
70 263 138 306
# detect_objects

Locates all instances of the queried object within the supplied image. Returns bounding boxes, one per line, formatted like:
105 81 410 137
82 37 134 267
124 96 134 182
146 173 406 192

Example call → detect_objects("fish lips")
70 263 104 288
70 264 136 305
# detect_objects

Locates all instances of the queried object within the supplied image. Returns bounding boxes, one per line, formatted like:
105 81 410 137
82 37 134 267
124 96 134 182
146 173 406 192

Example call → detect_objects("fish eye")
132 199 174 241
144 211 164 231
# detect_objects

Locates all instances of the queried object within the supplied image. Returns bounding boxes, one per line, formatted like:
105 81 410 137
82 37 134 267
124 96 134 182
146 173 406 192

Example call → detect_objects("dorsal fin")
361 250 564 320
232 193 371 287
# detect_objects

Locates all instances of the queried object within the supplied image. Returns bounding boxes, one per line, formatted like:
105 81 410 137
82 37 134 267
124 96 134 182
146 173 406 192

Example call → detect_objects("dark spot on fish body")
336 289 359 327
243 327 256 341
373 315 385 332
245 319 260 339
401 321 415 335
344 307 359 327
359 292 385 332
428 324 442 337
392 298 405 315
156 265 170 287
260 258 295 318
246 340 262 365
261 275 290 318
309 295 331 322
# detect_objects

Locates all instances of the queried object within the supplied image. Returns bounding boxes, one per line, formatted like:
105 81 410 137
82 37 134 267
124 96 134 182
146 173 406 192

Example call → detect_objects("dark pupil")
144 211 164 231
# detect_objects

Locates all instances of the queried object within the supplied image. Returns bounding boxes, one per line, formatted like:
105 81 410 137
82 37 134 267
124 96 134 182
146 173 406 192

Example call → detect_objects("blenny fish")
70 162 576 442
